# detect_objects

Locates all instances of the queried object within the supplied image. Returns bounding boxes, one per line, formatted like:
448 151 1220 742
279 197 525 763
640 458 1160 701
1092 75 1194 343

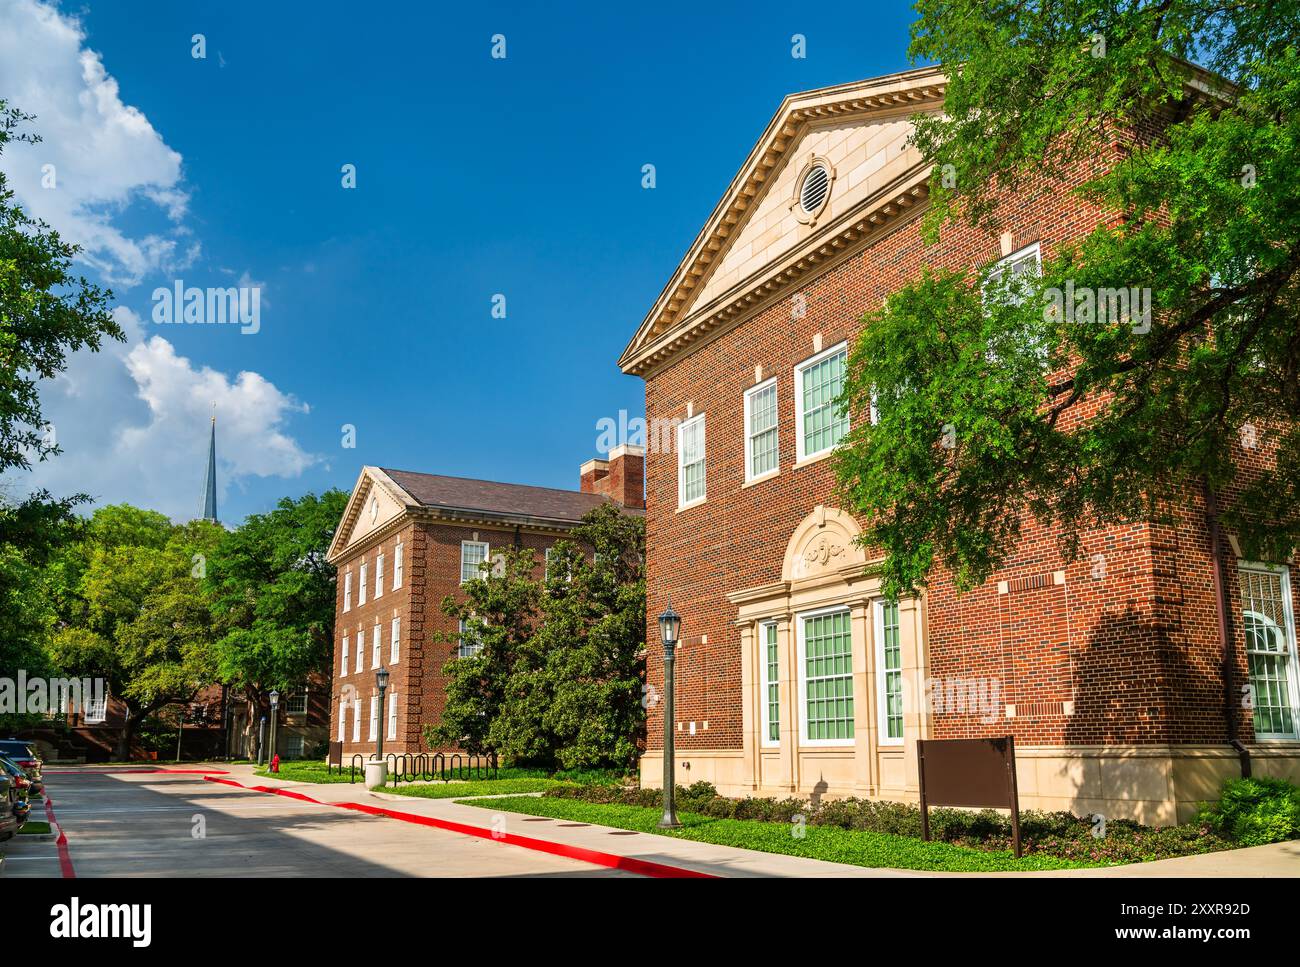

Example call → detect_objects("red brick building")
324 448 644 758
618 66 1300 823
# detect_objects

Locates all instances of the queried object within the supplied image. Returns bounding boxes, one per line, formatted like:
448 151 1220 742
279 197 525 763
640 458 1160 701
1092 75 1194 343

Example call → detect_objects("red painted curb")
202 775 716 879
43 768 231 776
43 798 75 879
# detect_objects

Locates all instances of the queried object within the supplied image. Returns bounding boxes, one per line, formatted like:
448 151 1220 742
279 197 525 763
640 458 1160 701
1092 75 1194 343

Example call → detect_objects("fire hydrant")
270 753 280 773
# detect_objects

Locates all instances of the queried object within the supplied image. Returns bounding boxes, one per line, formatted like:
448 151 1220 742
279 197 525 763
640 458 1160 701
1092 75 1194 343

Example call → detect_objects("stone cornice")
619 66 947 377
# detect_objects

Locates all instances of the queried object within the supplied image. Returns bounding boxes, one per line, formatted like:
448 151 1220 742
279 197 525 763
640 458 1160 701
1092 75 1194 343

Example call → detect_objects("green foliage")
383 777 574 799
834 4 1300 595
430 503 646 771
470 796 1090 872
546 783 1237 864
1199 776 1300 846
43 505 224 756
203 490 348 699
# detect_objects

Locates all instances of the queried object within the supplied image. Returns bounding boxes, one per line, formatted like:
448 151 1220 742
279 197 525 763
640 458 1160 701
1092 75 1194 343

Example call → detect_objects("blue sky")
2 0 922 524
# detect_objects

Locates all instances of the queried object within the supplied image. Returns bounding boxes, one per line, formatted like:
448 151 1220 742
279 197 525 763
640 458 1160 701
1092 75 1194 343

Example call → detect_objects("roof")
379 468 638 523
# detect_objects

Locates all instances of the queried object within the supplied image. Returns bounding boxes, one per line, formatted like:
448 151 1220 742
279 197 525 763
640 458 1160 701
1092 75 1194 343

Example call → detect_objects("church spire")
201 405 218 523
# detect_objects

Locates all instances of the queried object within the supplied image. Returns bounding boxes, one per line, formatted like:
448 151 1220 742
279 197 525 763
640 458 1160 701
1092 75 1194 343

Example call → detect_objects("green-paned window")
763 622 780 744
745 380 779 480
801 609 854 742
798 346 848 459
1240 565 1299 738
878 600 903 742
678 414 706 506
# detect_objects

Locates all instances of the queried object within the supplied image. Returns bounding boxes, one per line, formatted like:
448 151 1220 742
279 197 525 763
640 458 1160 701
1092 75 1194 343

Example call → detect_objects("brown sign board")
327 741 343 770
917 736 1022 857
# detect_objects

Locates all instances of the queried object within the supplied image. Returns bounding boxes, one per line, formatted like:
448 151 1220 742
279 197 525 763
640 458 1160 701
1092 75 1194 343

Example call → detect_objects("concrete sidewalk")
215 763 1300 878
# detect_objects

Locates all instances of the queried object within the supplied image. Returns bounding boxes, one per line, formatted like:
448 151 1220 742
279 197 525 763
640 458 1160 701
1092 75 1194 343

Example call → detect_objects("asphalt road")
2 768 634 878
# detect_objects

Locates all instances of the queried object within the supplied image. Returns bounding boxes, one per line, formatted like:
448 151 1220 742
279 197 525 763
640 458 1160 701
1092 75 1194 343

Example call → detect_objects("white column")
738 622 758 792
851 600 876 795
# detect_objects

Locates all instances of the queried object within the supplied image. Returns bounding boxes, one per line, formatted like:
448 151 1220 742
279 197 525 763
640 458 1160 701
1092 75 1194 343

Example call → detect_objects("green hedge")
1199 777 1300 847
545 781 1237 864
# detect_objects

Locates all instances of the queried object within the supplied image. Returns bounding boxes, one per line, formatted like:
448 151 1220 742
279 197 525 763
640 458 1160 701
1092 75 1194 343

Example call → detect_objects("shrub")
1199 777 1300 847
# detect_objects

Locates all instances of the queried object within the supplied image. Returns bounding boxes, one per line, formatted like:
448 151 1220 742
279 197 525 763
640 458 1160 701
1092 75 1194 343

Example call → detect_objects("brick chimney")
580 444 645 509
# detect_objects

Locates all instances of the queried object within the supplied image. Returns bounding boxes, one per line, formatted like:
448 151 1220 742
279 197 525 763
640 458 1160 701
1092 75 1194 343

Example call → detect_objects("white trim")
796 605 856 747
338 699 347 742
387 688 398 740
343 570 352 612
1239 561 1300 740
460 540 490 584
759 620 780 748
374 551 384 599
351 698 361 742
794 341 849 463
371 621 381 669
368 694 378 742
358 561 368 606
743 377 780 484
874 599 904 746
982 241 1042 305
354 627 364 674
390 616 401 664
676 412 707 509
341 635 349 677
393 541 404 590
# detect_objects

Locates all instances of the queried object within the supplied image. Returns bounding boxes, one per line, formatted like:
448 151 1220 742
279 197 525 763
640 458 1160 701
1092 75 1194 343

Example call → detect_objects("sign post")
917 735 1022 858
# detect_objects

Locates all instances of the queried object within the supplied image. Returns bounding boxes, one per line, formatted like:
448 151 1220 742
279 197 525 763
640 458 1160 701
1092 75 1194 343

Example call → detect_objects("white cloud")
0 0 194 284
18 308 317 521
0 1 317 519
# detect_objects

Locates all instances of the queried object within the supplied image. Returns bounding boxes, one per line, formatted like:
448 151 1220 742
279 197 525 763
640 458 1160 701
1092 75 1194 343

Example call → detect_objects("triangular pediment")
326 466 416 562
619 66 947 376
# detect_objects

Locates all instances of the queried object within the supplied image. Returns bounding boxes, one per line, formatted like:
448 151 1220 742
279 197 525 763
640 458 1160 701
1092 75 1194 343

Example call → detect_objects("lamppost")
374 666 390 761
658 600 682 828
268 690 279 765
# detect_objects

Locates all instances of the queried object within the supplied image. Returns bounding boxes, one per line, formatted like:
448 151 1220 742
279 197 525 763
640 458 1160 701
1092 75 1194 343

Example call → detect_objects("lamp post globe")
657 600 682 829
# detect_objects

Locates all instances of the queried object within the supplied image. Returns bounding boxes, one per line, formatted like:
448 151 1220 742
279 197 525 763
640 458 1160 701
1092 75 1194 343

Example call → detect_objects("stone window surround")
727 505 925 797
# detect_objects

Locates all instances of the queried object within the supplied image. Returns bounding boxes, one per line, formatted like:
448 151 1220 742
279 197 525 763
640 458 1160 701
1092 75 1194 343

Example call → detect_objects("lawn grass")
463 796 1100 872
382 778 574 799
18 821 51 835
253 760 354 784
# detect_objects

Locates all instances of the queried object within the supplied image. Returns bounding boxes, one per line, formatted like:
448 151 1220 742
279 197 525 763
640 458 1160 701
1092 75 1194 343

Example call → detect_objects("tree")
833 4 1300 596
203 490 348 754
47 507 222 758
430 503 646 770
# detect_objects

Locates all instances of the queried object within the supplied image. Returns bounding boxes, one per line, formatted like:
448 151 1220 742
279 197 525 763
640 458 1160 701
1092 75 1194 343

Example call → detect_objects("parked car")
0 740 42 793
0 774 17 842
0 756 38 805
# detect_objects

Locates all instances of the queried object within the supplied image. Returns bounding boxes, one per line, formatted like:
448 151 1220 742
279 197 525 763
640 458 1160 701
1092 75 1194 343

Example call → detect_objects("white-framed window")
545 546 573 583
875 599 904 745
368 694 378 741
760 620 780 747
285 688 308 716
359 561 368 605
338 699 347 742
84 693 107 724
372 621 381 668
458 617 481 658
355 627 365 674
677 413 706 508
374 551 384 599
983 242 1042 307
797 607 855 745
393 541 404 590
744 378 779 482
795 342 849 461
390 616 401 664
343 570 352 612
341 636 349 677
387 689 398 739
1239 563 1299 739
351 698 361 742
461 540 489 584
